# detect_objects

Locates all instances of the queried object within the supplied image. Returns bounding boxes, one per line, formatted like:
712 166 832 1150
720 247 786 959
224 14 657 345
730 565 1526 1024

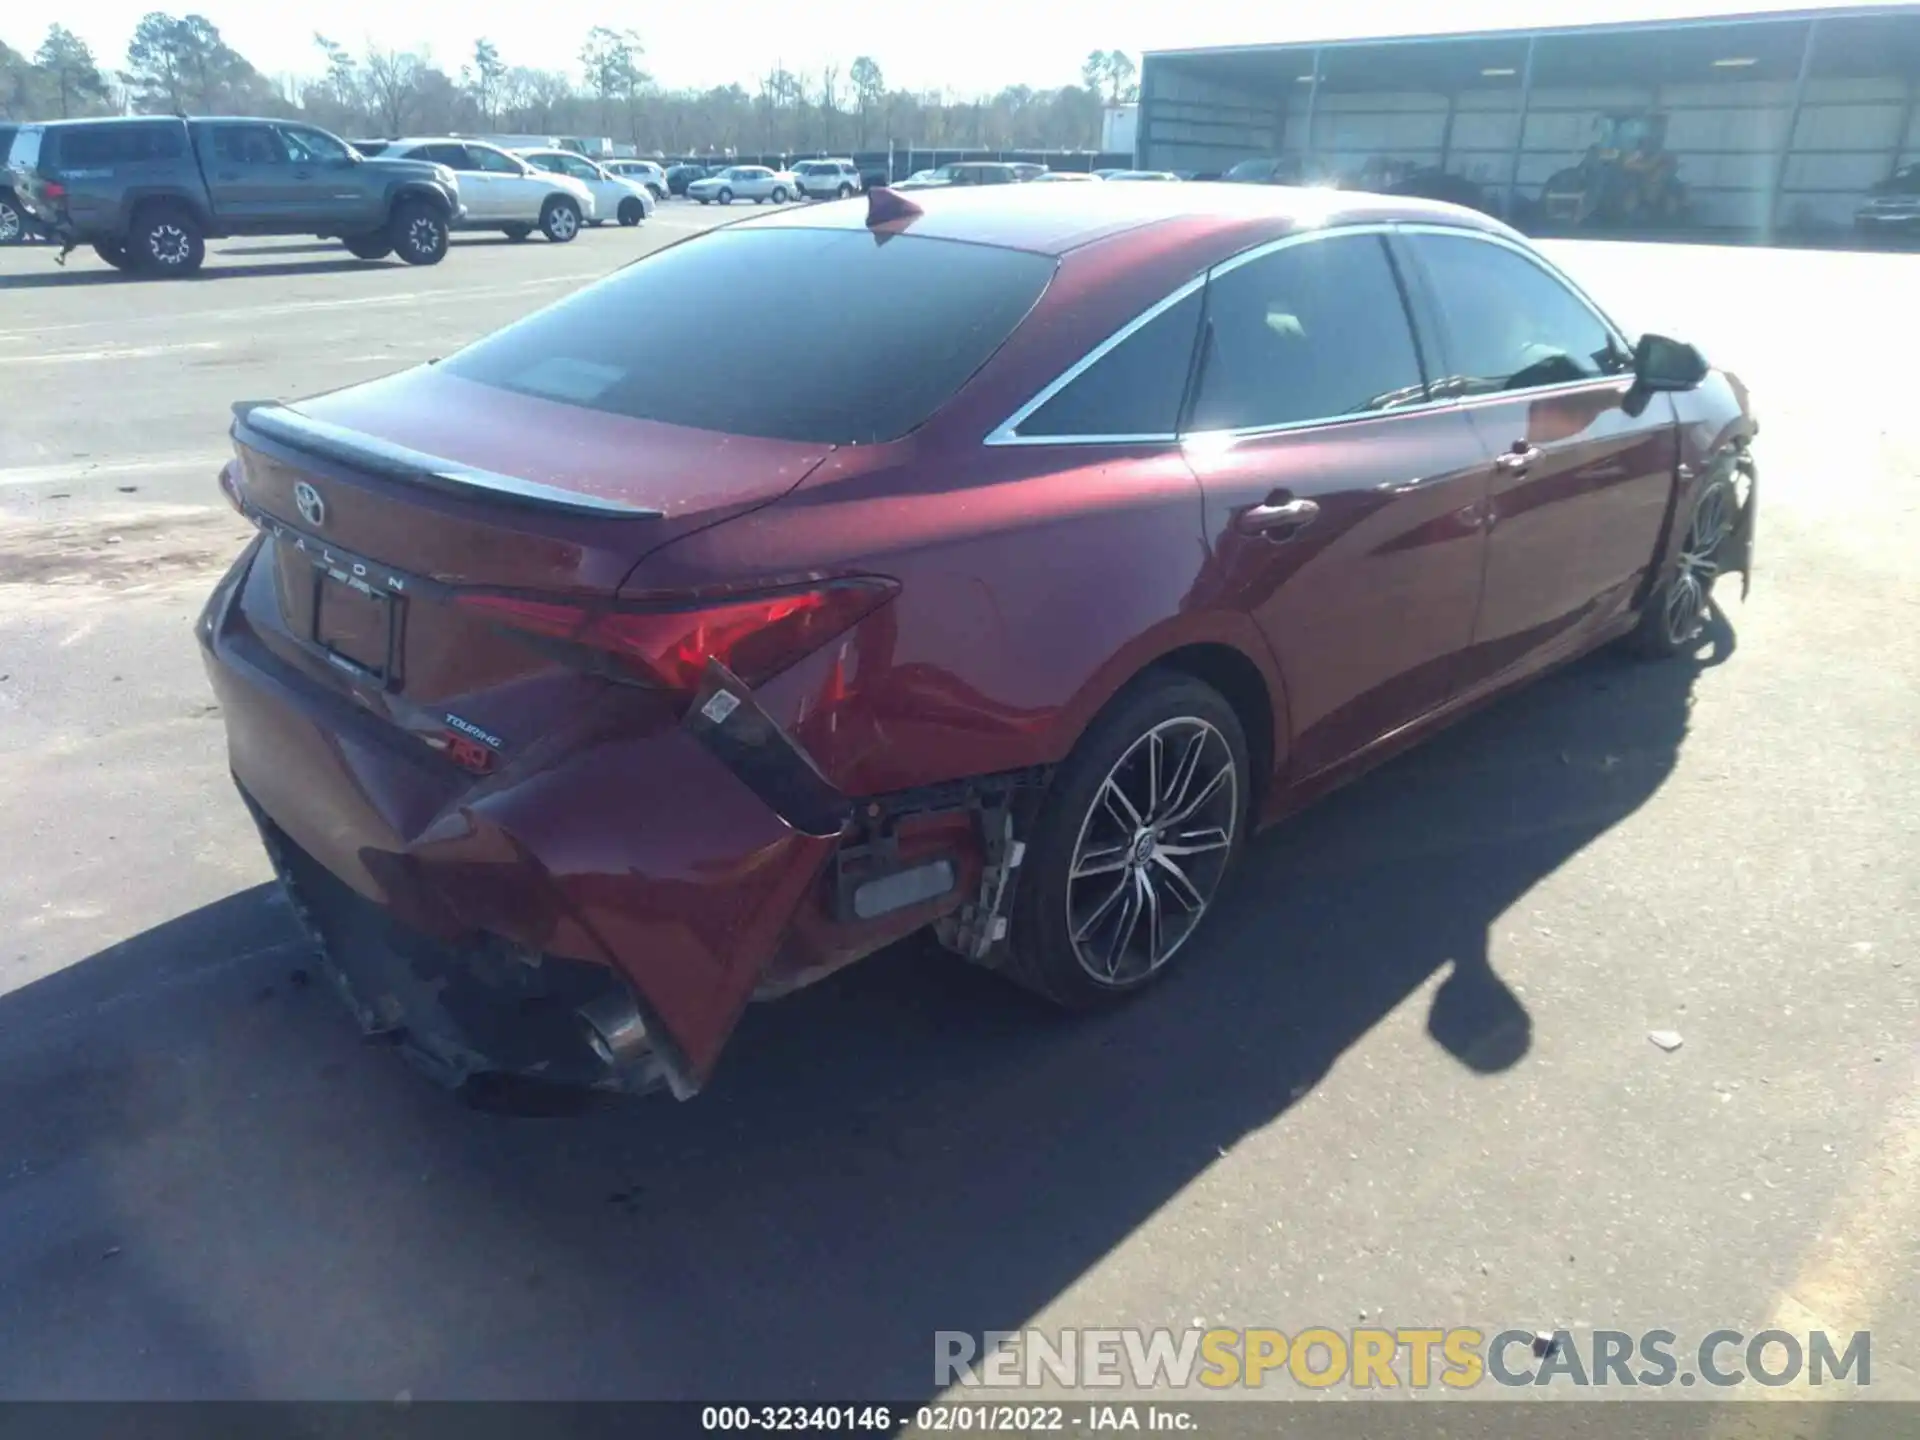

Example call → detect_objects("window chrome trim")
1180 374 1633 449
983 273 1207 447
983 219 1634 449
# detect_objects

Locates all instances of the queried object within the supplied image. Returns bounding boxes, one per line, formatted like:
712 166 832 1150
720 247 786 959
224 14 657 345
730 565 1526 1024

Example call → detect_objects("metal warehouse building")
1138 4 1920 236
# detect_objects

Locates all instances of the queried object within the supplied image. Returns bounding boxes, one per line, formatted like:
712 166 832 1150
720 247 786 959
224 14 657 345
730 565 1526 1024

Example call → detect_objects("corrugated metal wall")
1140 17 1920 234
1138 66 1283 175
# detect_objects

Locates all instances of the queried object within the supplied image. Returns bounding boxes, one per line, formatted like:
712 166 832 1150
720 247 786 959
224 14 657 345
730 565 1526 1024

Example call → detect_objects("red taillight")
42 181 66 201
456 580 897 693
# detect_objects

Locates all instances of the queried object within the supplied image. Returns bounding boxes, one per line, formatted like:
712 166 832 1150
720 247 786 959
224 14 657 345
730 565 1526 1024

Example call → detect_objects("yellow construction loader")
1542 111 1688 228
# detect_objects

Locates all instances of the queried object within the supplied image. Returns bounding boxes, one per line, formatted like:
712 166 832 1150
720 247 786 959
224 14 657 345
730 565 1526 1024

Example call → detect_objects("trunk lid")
227 363 834 753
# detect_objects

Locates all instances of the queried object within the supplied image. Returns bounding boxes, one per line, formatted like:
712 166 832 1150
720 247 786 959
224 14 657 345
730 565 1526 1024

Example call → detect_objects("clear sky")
3 0 1878 99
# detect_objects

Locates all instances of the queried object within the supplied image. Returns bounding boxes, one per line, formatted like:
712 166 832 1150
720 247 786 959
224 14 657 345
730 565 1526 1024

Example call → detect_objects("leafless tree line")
2 15 1132 155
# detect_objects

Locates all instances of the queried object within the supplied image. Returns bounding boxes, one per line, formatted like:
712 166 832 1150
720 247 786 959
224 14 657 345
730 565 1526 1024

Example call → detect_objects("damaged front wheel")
1632 472 1742 659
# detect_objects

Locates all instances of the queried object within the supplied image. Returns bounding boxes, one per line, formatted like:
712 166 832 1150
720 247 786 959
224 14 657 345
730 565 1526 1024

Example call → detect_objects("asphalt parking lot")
0 215 1915 1404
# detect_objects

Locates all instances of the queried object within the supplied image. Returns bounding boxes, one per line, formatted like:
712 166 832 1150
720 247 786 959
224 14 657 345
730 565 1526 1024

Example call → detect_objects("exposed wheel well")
390 184 451 217
127 193 205 231
1146 643 1278 813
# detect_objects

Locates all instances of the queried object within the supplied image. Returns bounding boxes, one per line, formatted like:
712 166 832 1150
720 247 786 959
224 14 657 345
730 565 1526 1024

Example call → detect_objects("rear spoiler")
230 401 665 521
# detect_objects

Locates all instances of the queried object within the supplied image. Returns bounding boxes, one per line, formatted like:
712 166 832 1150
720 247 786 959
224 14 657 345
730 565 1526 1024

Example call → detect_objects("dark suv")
6 116 464 276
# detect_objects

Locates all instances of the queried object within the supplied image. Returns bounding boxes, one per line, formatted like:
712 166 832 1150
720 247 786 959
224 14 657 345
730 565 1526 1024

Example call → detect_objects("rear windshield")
440 227 1056 445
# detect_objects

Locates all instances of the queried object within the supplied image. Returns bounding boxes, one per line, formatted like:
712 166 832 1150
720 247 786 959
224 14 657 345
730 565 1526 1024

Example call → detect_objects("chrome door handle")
1238 496 1320 536
1495 445 1543 473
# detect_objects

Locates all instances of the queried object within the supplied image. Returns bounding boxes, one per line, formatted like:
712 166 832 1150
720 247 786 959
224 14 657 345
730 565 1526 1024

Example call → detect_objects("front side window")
469 145 524 175
279 126 351 163
1014 289 1204 439
440 228 1055 445
1188 233 1429 433
1410 232 1628 395
210 125 287 166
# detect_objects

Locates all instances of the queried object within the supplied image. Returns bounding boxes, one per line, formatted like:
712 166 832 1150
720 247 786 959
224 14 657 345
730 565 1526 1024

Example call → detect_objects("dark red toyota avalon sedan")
199 182 1758 1100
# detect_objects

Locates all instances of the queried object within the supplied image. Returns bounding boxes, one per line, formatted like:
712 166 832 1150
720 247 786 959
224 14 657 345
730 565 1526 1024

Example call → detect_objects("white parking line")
0 270 615 340
0 453 228 489
0 341 223 365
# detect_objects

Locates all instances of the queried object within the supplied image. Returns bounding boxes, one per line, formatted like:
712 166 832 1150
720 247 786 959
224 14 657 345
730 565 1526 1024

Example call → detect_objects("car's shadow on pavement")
0 618 1731 1399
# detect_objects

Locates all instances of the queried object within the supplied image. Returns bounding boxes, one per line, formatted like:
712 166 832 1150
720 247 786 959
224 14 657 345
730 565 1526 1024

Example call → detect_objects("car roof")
32 114 192 129
389 137 507 149
733 180 1513 257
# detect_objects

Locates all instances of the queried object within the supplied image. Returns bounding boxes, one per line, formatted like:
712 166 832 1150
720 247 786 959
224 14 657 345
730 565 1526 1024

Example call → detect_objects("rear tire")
617 197 643 226
92 239 135 270
342 234 393 261
836 182 853 199
771 185 788 204
1001 672 1250 1011
0 196 23 245
540 196 581 242
131 204 205 276
717 187 734 205
390 200 449 266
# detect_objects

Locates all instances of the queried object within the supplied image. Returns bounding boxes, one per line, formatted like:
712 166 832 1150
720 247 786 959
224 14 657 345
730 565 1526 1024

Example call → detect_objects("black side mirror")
1633 333 1709 391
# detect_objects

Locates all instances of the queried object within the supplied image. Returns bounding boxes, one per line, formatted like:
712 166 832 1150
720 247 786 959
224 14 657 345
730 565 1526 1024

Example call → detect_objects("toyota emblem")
293 481 326 528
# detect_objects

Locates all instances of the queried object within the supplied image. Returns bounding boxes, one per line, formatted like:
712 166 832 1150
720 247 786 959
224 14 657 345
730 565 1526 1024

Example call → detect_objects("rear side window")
59 123 184 166
441 228 1055 445
1013 289 1204 439
1188 234 1428 433
7 127 39 170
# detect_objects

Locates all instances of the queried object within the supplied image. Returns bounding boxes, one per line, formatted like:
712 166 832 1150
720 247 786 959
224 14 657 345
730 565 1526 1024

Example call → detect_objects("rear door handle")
1495 445 1543 473
1238 495 1320 537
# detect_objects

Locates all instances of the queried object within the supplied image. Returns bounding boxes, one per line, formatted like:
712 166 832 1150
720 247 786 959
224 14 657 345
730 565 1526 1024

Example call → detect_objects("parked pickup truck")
5 115 464 276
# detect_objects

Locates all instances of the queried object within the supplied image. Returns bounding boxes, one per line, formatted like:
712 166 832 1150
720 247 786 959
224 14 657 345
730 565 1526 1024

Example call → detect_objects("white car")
381 138 596 241
514 148 656 226
686 165 797 205
790 159 864 200
603 159 669 200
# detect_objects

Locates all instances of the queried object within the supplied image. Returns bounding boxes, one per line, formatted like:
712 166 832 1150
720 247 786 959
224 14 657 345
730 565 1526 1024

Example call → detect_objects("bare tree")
465 38 505 127
849 55 883 147
362 45 423 134
816 64 840 151
580 26 643 140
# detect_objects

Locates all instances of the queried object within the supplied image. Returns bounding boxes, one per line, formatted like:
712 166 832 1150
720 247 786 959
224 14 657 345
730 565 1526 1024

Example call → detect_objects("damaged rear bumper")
200 558 848 1098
